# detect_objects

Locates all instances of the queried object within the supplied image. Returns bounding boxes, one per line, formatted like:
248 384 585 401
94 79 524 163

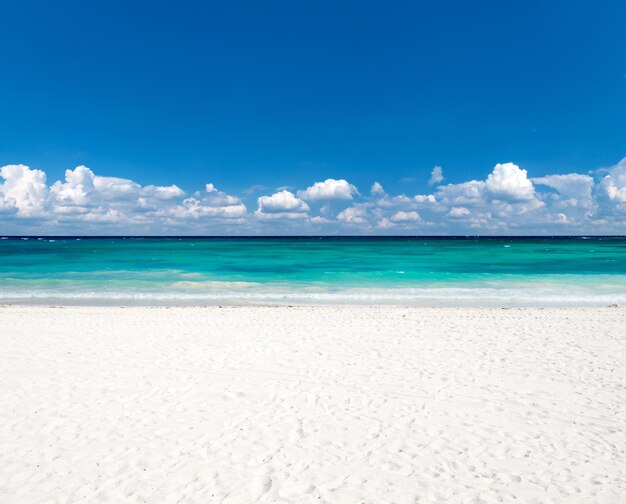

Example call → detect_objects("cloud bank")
1 159 626 235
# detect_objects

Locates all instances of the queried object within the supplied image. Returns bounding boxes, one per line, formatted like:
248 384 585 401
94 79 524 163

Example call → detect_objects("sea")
1 236 625 306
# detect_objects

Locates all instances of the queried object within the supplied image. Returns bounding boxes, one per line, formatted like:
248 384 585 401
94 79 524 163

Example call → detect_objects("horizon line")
2 235 625 240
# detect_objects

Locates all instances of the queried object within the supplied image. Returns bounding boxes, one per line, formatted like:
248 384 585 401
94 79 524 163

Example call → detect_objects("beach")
0 305 624 503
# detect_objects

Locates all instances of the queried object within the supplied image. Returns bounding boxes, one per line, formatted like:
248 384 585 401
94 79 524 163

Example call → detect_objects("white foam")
1 282 625 307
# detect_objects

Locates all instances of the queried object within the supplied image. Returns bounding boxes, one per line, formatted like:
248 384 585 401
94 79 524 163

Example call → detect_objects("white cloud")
433 163 541 229
255 212 309 220
428 166 444 186
327 160 624 233
165 183 246 221
50 165 95 210
533 173 595 220
256 190 309 214
390 210 420 223
485 162 535 202
0 164 247 232
597 158 626 206
169 197 246 220
371 181 385 196
533 173 594 203
373 192 435 209
310 216 332 224
0 164 49 217
0 195 17 215
448 206 471 218
298 178 358 200
2 158 626 234
375 194 412 208
437 180 486 206
93 175 141 200
414 194 436 204
337 206 368 225
143 185 185 200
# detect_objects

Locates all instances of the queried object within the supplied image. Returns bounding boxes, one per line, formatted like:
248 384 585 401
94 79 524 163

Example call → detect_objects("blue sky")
1 0 625 234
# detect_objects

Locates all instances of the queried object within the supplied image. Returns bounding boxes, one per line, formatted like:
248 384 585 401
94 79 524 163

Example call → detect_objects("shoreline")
1 298 625 308
1 302 624 309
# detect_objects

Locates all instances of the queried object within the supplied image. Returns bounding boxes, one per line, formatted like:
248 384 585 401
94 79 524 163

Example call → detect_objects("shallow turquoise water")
1 236 625 305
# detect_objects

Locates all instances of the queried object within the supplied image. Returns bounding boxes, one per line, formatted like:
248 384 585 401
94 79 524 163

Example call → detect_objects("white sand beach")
0 305 624 503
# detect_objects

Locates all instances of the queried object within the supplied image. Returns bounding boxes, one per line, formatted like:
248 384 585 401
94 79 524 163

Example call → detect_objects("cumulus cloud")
390 210 420 223
162 183 246 221
144 185 186 200
0 195 17 215
436 180 485 207
533 173 594 204
255 190 309 219
428 166 444 186
533 173 595 221
2 158 626 234
414 194 436 204
0 164 246 232
337 206 368 225
48 166 186 224
168 197 246 220
0 164 49 217
257 190 309 213
448 207 471 218
371 181 385 196
310 215 332 224
485 163 535 202
298 178 358 201
432 163 543 230
597 158 626 212
93 175 141 200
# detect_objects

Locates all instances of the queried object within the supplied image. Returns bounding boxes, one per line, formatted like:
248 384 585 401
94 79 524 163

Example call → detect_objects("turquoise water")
1 236 625 306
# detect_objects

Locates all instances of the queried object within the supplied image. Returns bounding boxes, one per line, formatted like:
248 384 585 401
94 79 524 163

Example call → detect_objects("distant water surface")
1 236 625 306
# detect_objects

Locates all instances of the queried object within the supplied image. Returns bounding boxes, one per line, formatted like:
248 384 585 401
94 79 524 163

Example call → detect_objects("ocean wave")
1 282 625 307
170 280 261 289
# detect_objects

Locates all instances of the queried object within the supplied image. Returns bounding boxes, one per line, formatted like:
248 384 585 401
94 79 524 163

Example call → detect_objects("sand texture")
0 306 624 503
